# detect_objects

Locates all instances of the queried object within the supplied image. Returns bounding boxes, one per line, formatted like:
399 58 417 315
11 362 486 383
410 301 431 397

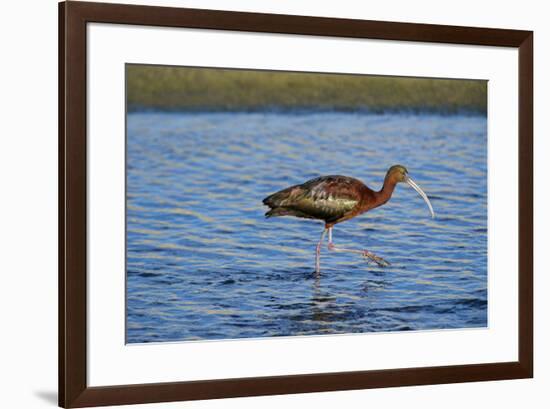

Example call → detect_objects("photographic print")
125 65 488 343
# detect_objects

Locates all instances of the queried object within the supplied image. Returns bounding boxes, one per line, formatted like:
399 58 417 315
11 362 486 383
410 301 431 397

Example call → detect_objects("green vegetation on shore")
126 65 487 114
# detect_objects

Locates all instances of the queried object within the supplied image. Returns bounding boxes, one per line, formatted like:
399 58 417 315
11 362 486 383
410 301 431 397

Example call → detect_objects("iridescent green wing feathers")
263 176 364 223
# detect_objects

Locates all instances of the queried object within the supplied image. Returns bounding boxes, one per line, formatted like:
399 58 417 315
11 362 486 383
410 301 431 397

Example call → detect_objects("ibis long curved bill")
405 176 435 218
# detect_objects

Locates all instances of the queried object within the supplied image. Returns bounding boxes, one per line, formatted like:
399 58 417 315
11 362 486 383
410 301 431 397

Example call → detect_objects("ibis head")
385 164 435 218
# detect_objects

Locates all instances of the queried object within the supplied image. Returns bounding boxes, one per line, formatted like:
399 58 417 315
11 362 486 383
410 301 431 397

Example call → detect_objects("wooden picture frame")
59 1 533 407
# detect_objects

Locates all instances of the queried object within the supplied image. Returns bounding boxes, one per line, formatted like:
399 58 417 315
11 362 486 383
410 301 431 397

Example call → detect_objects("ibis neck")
375 176 398 206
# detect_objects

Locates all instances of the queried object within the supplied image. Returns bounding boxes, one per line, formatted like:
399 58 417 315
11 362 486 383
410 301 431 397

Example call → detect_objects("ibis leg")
327 227 390 267
315 228 328 274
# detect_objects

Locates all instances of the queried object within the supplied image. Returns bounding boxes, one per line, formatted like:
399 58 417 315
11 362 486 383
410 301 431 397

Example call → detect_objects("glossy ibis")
263 165 434 274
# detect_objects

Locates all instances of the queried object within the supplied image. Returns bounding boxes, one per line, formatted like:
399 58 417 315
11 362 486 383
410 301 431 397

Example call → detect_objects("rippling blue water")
126 111 487 343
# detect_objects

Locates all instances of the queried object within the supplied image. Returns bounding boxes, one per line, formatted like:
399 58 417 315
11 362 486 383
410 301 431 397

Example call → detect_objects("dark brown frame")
59 1 533 407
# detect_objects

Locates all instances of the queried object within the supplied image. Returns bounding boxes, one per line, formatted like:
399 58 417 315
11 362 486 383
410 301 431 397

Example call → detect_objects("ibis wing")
285 176 362 221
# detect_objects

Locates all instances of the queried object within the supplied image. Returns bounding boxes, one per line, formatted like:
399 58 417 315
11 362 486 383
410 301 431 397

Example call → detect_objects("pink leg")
327 227 390 267
315 228 328 274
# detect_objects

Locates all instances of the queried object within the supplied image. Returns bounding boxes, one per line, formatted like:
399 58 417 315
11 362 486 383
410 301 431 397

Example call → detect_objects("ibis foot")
362 251 390 267
327 242 390 267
